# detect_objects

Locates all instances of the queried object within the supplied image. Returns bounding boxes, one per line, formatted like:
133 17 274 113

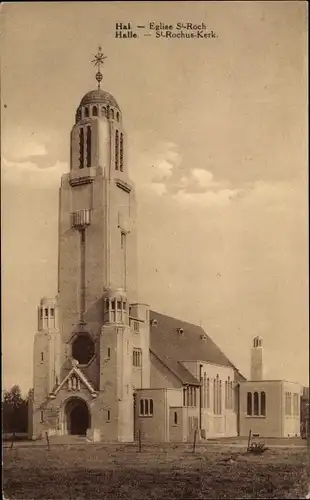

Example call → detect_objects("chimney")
251 336 263 381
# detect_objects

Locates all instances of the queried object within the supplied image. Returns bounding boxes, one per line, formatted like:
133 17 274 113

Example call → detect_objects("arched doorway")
65 398 90 436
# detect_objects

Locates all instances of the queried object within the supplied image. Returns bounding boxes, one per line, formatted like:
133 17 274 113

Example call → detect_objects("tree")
2 385 28 434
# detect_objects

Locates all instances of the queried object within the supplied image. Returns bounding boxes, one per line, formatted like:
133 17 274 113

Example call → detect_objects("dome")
80 89 120 110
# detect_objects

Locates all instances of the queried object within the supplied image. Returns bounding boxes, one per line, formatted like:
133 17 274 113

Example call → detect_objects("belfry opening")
65 398 90 436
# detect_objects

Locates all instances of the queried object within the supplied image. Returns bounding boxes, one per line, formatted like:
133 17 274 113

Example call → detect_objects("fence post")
193 429 198 453
10 431 15 450
45 431 50 451
138 430 141 453
247 429 252 451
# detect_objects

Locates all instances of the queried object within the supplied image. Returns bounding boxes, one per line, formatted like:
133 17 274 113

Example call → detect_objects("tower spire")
91 45 107 90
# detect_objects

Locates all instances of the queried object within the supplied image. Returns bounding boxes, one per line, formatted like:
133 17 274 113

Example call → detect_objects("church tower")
250 336 264 381
31 48 150 442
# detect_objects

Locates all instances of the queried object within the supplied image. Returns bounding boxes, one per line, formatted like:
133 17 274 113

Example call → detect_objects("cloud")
2 157 68 187
173 188 240 207
2 129 48 161
177 168 220 192
131 140 182 197
151 183 167 196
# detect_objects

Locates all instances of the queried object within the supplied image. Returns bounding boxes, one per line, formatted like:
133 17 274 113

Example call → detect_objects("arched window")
225 381 228 409
72 334 95 365
115 130 119 170
219 380 222 414
203 373 207 408
92 106 98 117
145 399 149 414
247 392 252 415
79 128 84 169
213 379 216 414
260 391 266 416
76 108 82 122
86 126 91 168
84 107 89 118
101 106 106 116
116 111 120 121
111 108 115 119
120 133 124 172
253 392 259 415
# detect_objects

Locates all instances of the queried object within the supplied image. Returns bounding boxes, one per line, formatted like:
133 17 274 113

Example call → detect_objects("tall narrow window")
183 388 187 406
107 410 110 422
253 392 259 415
140 399 144 415
92 106 98 116
213 379 216 414
84 107 89 118
225 381 228 409
215 375 220 415
203 373 207 408
111 109 115 119
174 412 178 425
41 352 44 362
40 410 44 423
260 391 266 416
115 130 119 170
247 392 252 415
219 380 222 415
120 133 124 172
133 348 142 367
150 399 153 415
79 128 84 169
86 126 91 168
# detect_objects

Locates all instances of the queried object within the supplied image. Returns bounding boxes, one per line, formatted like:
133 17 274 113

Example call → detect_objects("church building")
28 49 302 443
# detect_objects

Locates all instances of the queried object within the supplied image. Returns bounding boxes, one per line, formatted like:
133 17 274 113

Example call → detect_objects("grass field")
3 443 309 499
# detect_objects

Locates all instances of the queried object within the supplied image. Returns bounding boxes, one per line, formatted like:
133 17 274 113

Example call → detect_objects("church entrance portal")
65 398 90 436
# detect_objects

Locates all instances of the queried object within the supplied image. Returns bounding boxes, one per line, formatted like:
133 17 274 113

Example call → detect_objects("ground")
3 439 309 499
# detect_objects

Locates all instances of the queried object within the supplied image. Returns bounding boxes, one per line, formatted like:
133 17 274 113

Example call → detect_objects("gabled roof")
49 365 97 398
150 311 246 383
150 348 200 386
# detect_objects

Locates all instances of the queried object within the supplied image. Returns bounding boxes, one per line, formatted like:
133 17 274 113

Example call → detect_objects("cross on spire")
91 46 107 90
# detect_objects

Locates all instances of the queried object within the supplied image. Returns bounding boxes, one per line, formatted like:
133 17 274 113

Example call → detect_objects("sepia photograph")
1 1 309 499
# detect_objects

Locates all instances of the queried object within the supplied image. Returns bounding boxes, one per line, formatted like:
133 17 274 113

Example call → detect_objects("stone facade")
239 380 302 438
30 77 302 443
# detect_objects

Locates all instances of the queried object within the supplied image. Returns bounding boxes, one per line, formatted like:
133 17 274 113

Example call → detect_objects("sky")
1 1 308 394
